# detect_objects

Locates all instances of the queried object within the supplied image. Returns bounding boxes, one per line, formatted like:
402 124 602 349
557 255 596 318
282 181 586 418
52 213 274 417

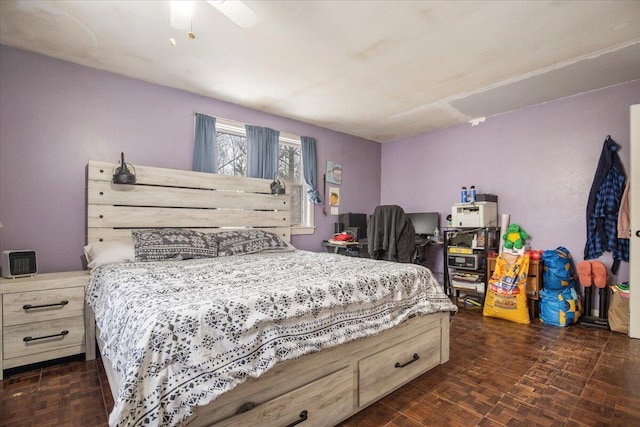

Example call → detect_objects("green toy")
503 223 528 250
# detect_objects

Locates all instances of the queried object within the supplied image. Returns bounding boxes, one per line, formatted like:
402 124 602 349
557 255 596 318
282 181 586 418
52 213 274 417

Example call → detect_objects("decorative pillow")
132 229 217 261
84 241 135 269
214 229 289 256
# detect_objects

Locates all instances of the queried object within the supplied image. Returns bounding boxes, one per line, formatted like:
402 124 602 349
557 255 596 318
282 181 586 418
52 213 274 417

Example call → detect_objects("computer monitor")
407 212 439 236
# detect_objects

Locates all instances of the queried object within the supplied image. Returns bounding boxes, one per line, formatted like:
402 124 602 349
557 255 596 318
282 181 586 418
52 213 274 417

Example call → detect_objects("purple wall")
0 45 381 273
382 80 639 284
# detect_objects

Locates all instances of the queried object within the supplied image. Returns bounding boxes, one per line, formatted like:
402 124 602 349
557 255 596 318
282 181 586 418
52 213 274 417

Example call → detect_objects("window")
215 118 314 233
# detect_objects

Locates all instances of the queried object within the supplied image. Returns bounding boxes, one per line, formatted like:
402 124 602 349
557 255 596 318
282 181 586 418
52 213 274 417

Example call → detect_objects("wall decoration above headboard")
86 161 291 244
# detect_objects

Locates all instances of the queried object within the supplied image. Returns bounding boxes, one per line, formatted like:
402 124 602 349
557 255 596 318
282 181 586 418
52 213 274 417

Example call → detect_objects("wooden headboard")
86 161 291 244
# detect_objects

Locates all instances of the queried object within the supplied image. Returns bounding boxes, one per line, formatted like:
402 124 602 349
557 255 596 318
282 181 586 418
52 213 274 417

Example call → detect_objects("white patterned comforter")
87 250 456 426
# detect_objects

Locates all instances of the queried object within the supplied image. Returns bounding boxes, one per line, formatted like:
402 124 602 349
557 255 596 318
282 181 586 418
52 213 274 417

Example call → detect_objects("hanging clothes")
584 135 628 274
618 181 630 239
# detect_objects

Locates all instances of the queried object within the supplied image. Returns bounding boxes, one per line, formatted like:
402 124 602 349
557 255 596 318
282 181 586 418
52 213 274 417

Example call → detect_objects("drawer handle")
284 410 308 427
23 330 69 342
395 353 420 368
23 300 69 310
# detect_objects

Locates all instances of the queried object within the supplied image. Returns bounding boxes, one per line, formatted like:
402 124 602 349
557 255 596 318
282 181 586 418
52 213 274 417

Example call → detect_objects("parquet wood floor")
2 308 639 426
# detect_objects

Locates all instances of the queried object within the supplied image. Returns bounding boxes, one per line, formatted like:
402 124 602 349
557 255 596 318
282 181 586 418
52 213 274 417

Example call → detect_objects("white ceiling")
1 0 639 143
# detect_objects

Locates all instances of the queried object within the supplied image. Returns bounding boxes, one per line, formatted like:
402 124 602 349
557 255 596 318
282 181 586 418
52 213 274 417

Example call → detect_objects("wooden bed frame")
85 160 451 427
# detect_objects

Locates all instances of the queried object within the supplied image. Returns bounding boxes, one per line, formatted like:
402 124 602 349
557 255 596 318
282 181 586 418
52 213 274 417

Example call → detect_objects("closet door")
630 104 639 339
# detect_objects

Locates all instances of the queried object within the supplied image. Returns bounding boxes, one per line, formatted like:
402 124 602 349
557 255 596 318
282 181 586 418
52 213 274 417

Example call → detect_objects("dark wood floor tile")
472 351 534 378
475 417 508 427
568 395 616 426
0 394 38 427
381 383 429 413
0 370 40 427
580 378 621 407
403 392 483 426
0 370 40 393
488 394 566 427
431 375 501 417
611 394 640 425
591 354 640 393
506 375 550 405
459 363 521 394
604 332 640 356
532 386 579 423
33 359 108 427
383 414 425 427
338 400 400 427
564 421 592 427
535 349 600 377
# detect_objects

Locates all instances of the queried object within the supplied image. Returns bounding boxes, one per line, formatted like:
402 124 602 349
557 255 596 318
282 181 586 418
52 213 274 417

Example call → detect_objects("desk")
413 239 443 265
322 240 363 256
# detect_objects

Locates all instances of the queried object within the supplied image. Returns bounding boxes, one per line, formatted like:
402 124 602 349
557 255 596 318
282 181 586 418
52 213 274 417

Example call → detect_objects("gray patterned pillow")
132 229 218 261
214 229 289 256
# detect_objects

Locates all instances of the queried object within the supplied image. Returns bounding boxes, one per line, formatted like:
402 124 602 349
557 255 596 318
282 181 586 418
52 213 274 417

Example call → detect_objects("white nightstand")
0 271 91 380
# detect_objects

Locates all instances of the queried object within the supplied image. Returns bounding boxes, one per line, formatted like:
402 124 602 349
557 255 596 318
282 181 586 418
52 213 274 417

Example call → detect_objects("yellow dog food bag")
483 253 530 324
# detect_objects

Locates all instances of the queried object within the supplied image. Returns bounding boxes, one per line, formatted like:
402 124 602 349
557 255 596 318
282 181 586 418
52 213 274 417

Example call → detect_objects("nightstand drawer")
3 315 85 360
3 286 85 326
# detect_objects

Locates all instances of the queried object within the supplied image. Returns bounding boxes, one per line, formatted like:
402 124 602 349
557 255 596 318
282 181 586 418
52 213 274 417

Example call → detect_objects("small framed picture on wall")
326 161 343 185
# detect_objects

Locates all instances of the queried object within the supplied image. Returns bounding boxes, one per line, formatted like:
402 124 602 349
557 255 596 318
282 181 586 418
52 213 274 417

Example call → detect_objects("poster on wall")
326 161 343 185
329 187 340 215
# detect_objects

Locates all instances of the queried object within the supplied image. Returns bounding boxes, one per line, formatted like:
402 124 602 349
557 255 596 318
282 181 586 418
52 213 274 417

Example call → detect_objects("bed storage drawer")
358 324 441 406
214 367 352 427
3 315 85 360
3 286 85 326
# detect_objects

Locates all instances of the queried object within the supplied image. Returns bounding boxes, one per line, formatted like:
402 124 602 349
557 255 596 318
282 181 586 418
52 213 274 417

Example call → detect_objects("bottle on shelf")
433 227 440 242
461 186 468 203
469 185 476 203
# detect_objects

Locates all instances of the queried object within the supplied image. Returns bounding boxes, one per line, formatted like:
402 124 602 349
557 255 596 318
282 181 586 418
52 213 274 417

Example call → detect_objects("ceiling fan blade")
207 1 257 29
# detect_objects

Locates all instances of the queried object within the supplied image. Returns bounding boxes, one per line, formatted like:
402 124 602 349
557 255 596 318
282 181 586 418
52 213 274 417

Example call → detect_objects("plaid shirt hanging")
584 136 628 274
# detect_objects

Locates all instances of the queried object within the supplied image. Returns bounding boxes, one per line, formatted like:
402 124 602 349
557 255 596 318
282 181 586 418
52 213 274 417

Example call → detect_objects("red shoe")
577 261 593 287
591 261 608 289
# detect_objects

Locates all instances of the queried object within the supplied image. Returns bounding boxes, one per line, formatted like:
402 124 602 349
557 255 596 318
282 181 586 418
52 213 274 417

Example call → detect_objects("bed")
85 160 457 427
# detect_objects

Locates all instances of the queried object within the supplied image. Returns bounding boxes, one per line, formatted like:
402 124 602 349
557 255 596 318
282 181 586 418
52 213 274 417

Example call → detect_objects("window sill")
291 226 315 235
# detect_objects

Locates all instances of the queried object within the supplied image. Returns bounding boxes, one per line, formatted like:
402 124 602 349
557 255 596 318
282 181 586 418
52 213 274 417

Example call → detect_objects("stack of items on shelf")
450 271 484 294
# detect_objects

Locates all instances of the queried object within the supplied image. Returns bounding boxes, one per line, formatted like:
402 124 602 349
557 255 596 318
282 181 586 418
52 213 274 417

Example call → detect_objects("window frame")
215 117 315 235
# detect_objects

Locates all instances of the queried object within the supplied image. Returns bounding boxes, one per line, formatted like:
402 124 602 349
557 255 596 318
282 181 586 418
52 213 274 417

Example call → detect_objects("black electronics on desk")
406 212 439 239
338 213 367 241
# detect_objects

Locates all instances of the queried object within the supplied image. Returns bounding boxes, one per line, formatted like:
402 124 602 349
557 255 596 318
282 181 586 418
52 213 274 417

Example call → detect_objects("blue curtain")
246 125 279 179
192 113 218 173
301 136 322 204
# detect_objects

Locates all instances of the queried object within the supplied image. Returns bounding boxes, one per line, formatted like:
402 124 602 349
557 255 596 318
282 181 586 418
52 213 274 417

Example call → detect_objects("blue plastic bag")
541 246 577 291
540 287 582 327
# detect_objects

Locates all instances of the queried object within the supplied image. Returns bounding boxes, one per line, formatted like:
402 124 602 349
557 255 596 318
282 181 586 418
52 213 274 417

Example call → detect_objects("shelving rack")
443 227 500 306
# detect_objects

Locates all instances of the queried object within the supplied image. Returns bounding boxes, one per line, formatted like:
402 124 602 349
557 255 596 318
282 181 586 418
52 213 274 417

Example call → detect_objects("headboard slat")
88 180 289 211
89 161 272 193
87 206 290 228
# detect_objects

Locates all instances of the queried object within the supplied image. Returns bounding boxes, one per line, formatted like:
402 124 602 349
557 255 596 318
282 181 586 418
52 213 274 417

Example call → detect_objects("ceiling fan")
207 1 257 29
170 1 256 36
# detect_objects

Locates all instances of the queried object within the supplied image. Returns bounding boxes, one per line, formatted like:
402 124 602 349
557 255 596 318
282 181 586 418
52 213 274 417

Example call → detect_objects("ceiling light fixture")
169 1 196 43
468 117 486 126
207 0 257 29
170 1 194 31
